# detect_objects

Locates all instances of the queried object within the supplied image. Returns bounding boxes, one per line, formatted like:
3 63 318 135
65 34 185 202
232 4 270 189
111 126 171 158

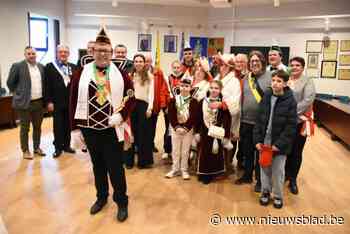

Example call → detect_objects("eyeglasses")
94 49 112 54
250 59 261 64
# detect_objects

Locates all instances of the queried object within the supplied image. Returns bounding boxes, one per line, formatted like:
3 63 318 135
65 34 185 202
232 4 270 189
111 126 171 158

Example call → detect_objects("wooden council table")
314 98 350 147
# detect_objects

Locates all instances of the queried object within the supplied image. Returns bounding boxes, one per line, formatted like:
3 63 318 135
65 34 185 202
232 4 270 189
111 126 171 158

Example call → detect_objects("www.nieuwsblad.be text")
209 213 345 226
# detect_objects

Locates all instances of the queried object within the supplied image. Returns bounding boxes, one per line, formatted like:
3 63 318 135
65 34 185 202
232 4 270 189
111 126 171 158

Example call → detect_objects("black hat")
270 45 282 56
96 27 111 45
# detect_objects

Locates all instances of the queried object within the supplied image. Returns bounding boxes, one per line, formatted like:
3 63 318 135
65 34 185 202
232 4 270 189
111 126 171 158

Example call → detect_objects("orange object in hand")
259 144 273 167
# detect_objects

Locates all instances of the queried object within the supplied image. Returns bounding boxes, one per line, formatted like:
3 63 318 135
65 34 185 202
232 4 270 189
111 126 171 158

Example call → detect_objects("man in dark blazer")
7 46 46 159
45 45 76 158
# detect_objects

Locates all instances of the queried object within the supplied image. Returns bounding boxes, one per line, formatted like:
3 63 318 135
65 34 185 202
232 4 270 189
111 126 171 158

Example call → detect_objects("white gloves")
108 113 123 127
71 129 86 150
222 138 233 150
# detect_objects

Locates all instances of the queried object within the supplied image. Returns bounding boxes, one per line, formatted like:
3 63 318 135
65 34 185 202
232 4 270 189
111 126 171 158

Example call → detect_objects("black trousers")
236 139 244 166
240 122 260 182
131 100 153 167
53 108 71 151
285 123 307 181
81 127 128 207
150 108 172 154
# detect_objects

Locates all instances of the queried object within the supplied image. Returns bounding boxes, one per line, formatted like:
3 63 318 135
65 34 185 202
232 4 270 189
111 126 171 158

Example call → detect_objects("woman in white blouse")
191 57 212 102
130 54 154 169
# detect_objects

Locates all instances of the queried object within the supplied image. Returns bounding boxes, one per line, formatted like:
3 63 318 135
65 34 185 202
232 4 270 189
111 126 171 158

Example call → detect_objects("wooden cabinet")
314 98 350 147
0 95 17 127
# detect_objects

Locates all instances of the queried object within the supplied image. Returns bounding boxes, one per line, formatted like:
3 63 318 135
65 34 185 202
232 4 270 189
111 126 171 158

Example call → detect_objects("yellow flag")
155 31 161 68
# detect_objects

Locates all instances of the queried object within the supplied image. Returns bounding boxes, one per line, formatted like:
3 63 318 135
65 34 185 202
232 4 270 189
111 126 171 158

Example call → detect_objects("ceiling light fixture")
274 0 280 7
112 0 118 7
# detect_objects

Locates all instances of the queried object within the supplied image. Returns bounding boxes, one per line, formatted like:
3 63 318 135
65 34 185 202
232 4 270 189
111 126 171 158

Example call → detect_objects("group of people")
6 28 315 221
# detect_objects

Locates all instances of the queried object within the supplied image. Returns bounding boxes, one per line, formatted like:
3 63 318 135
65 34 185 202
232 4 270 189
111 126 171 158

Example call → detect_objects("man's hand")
256 143 262 151
208 101 222 110
146 110 152 118
47 102 54 112
176 127 187 135
272 145 279 152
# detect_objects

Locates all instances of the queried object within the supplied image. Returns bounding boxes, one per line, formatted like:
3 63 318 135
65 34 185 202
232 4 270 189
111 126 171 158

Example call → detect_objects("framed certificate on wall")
306 68 319 78
323 40 338 61
306 40 322 53
321 61 337 78
340 40 350 52
339 54 350 66
338 69 350 80
307 53 319 68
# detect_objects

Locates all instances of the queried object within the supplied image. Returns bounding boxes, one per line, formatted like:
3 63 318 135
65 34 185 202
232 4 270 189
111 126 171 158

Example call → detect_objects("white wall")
0 0 65 89
207 0 350 96
65 1 209 76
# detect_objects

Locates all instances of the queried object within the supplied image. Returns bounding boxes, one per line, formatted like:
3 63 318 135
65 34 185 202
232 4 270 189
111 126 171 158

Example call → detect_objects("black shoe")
254 182 262 193
34 148 46 157
125 165 134 169
202 176 212 185
237 161 245 170
53 150 62 158
235 176 253 185
273 197 283 209
259 191 270 206
64 147 76 154
116 206 128 222
137 164 153 169
90 199 107 215
153 147 159 153
289 180 299 195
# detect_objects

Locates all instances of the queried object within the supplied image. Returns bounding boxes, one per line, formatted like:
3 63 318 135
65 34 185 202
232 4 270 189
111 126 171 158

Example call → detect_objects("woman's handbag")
208 125 225 140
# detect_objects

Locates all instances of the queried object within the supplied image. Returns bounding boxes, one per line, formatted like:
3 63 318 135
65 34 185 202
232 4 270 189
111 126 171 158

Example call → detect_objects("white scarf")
75 62 124 120
52 61 71 87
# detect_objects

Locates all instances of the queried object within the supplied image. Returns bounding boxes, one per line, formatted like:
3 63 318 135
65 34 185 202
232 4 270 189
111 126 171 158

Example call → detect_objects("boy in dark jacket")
166 76 198 180
253 70 297 209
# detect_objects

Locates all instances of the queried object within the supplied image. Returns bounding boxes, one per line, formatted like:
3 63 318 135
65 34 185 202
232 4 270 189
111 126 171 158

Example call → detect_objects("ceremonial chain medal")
205 97 220 126
93 64 111 106
176 95 190 123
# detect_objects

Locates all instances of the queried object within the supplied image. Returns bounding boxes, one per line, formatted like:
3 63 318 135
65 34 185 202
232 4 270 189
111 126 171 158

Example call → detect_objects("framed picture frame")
321 61 337 78
323 40 338 61
340 40 350 52
306 40 322 53
208 38 225 57
339 54 350 66
164 35 177 53
138 34 152 52
338 68 350 80
190 37 209 59
307 53 319 69
29 16 49 52
306 68 319 78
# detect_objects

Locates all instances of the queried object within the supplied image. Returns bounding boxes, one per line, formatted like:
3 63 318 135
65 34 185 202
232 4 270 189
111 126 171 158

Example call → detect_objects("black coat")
44 62 76 110
253 87 297 155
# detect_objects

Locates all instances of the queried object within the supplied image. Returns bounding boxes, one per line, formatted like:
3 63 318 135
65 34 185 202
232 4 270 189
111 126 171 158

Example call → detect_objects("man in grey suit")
7 46 46 159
